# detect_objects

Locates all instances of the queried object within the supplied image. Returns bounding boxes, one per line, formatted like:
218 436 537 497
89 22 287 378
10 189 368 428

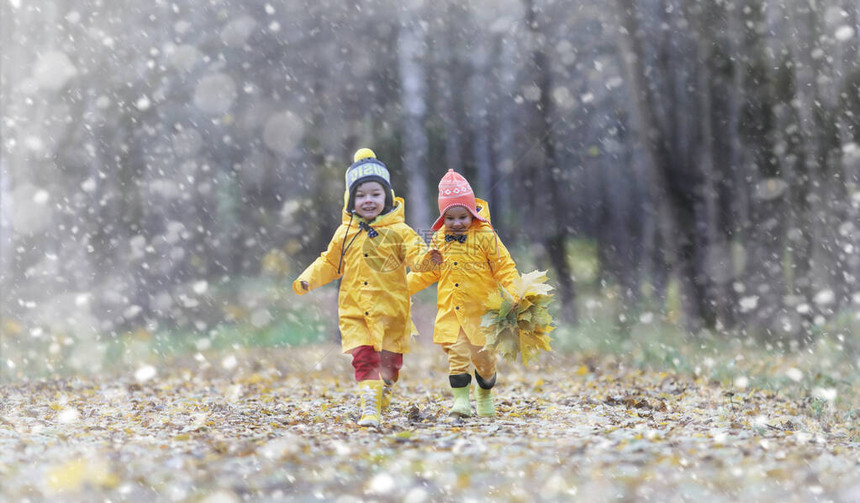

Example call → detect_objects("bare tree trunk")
614 0 715 332
490 33 519 234
813 8 847 317
615 0 675 310
0 155 12 314
524 0 577 323
788 0 844 335
763 2 807 341
520 0 551 240
734 0 788 340
468 35 493 201
694 0 740 330
0 0 17 311
437 0 464 175
597 138 640 329
831 0 860 311
788 2 816 319
0 1 62 320
397 6 432 229
719 2 747 329
837 5 860 308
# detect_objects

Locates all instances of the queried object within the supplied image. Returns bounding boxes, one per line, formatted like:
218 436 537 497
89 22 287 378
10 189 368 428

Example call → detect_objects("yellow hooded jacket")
293 196 434 354
407 198 520 346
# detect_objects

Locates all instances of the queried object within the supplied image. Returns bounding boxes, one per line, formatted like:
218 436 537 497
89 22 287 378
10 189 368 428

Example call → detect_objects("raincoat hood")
473 198 492 225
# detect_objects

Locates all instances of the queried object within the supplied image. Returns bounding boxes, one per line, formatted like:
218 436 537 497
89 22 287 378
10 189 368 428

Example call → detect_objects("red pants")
351 345 403 382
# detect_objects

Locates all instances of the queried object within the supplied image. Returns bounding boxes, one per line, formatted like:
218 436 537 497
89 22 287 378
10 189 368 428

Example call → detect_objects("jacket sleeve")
486 232 520 295
406 270 439 295
407 232 441 295
398 225 437 272
407 269 440 296
292 228 344 295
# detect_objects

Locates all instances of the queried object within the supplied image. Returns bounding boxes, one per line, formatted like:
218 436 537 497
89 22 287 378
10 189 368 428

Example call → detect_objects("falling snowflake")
835 25 855 41
135 95 151 111
813 289 835 305
739 296 758 312
813 387 837 401
221 355 238 370
785 368 803 382
135 365 157 382
57 408 80 424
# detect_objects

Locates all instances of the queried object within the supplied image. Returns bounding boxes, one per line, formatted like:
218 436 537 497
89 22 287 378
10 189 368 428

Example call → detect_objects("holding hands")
429 249 444 265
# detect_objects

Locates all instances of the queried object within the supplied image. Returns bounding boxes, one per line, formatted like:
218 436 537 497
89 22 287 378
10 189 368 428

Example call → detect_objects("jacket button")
365 311 369 315
455 283 459 287
364 281 368 285
364 253 369 257
455 306 459 310
454 262 458 266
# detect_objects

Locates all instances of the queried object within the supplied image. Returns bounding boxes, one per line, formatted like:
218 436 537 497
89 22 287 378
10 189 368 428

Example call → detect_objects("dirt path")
1 342 859 502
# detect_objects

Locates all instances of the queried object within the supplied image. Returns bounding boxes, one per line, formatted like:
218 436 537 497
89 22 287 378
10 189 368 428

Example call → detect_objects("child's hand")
300 281 309 291
429 249 443 265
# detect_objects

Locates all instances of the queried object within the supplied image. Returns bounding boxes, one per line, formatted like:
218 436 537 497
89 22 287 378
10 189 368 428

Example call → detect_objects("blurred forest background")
1 0 859 380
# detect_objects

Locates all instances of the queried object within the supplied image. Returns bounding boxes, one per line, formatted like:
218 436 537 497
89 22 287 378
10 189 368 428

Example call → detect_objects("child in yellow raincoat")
408 170 520 418
293 148 441 427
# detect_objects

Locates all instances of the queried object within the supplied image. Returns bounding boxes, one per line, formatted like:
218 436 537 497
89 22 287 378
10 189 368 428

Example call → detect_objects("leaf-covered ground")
2 341 860 503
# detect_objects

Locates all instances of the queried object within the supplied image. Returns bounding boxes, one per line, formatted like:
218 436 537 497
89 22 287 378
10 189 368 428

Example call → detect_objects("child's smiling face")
353 181 386 220
443 206 473 234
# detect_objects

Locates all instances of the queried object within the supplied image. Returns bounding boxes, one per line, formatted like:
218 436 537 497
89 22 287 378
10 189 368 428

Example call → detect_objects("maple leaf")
482 270 556 366
481 311 498 329
494 329 520 361
497 289 517 320
513 270 555 298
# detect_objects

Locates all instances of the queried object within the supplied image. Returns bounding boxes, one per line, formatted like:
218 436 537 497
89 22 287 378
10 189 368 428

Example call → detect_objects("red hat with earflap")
431 169 488 231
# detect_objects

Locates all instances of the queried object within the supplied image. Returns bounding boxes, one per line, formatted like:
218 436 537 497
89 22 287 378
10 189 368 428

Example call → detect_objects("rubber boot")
475 388 495 417
448 373 472 417
450 386 472 417
357 380 383 427
381 379 393 411
475 372 496 417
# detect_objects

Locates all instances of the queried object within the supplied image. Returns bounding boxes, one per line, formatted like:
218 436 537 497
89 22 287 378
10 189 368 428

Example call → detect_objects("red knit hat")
431 169 488 231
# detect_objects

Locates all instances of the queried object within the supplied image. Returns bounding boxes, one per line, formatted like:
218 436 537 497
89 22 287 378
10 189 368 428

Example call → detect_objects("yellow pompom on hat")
353 148 376 163
344 147 393 214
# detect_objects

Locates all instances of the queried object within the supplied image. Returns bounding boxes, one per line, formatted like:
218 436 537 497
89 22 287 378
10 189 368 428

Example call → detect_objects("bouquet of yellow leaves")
481 270 555 366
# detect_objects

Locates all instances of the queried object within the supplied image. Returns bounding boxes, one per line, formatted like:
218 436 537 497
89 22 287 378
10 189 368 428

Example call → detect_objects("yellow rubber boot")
357 380 383 427
381 380 393 411
475 387 495 417
449 386 472 417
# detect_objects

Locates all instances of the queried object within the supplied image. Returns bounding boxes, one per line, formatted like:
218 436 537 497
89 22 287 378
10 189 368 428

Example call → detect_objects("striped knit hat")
344 148 393 214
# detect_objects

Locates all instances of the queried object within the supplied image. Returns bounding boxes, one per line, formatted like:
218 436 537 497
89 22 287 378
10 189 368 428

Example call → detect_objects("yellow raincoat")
293 197 434 354
408 198 520 346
